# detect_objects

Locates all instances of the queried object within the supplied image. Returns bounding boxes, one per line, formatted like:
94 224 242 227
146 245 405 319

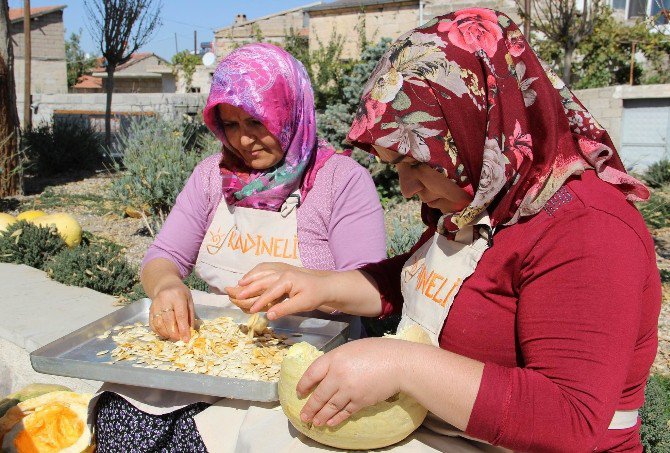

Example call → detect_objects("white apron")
195 214 500 453
214 211 637 452
91 193 306 416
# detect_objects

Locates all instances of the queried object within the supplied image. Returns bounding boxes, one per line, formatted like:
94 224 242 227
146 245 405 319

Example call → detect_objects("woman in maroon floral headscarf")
229 9 661 452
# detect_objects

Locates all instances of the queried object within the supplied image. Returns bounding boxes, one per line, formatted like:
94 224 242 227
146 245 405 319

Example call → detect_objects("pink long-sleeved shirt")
143 153 387 276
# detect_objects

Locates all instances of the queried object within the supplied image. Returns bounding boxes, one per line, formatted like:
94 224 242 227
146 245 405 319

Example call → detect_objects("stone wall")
11 9 67 110
309 1 418 59
307 0 520 59
215 8 309 58
573 86 623 148
423 0 519 22
30 93 207 149
574 84 670 151
108 77 165 94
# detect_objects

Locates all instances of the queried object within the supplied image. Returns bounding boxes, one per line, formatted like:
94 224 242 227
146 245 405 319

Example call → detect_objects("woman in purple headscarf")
91 43 386 452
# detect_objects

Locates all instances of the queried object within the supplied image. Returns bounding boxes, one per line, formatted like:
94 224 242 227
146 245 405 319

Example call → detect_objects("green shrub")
22 121 104 177
184 273 209 292
642 159 670 189
640 374 670 451
110 118 218 225
638 190 670 230
387 216 424 258
46 238 139 297
0 221 66 269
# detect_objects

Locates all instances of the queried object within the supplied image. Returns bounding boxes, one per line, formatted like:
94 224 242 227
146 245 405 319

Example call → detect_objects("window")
628 0 648 16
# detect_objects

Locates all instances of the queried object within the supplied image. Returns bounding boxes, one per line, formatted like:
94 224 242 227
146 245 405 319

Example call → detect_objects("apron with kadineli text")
90 193 304 418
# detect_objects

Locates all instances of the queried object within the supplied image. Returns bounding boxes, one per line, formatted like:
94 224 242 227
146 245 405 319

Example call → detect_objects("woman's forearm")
399 343 484 431
321 270 384 317
141 258 184 299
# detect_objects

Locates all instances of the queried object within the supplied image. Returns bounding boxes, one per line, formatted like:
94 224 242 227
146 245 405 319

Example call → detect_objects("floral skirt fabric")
95 392 210 452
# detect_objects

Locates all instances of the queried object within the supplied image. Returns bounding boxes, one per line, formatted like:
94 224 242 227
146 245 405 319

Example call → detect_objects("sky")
8 0 313 60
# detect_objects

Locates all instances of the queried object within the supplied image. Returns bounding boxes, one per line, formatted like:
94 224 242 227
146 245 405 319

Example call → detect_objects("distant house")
9 4 67 121
608 0 670 24
213 3 321 59
306 0 519 59
73 53 176 93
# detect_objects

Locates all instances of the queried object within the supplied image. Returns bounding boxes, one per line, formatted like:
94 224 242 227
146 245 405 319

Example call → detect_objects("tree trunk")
562 46 574 87
0 0 20 197
104 65 116 149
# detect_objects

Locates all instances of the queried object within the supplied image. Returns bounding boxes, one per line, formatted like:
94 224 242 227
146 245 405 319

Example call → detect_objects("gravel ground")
5 174 670 376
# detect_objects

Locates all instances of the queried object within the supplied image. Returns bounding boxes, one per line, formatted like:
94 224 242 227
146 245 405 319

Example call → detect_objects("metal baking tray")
30 299 349 402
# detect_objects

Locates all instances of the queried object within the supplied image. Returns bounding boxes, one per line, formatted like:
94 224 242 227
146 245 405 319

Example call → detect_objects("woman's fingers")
312 394 352 427
249 279 293 314
163 310 180 341
266 292 313 320
228 272 281 300
237 269 277 286
152 311 169 339
173 299 192 342
325 402 358 427
299 378 337 424
228 296 259 313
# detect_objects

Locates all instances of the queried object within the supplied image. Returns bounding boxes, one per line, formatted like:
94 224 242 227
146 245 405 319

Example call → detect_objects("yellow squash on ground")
34 213 82 248
279 325 432 450
0 213 16 233
0 391 92 453
15 211 46 222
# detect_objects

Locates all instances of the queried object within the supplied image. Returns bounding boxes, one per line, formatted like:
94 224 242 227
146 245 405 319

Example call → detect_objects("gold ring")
152 312 163 319
161 308 174 313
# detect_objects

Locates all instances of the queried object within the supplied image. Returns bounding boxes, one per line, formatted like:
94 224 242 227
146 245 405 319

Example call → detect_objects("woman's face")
373 145 473 214
217 104 284 170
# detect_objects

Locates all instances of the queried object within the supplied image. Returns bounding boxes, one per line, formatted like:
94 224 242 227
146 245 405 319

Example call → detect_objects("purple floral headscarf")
203 43 334 211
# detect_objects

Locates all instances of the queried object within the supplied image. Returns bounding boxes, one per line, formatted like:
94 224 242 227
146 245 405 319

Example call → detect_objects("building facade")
9 5 67 122
214 3 321 59
74 53 175 94
307 0 519 59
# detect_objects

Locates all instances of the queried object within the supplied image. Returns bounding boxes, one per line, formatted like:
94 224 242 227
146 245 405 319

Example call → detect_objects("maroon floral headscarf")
347 8 649 233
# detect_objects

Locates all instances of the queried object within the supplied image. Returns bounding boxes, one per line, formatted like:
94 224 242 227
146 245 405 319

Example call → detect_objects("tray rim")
30 299 349 401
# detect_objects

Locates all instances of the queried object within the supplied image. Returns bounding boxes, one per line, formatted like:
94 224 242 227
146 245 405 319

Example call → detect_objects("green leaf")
392 91 411 111
498 15 511 28
381 122 399 130
401 111 441 124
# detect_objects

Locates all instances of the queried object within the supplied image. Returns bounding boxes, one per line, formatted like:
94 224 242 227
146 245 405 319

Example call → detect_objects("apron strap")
280 193 301 218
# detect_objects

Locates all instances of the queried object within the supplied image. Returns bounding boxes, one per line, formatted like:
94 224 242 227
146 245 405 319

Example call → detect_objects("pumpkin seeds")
101 316 289 382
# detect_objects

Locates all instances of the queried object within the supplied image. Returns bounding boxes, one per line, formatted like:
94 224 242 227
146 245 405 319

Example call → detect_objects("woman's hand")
148 280 195 342
296 338 409 427
226 263 333 319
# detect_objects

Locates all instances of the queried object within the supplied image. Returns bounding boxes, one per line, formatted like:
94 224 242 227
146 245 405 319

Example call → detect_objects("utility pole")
174 32 178 54
194 30 197 54
23 0 31 130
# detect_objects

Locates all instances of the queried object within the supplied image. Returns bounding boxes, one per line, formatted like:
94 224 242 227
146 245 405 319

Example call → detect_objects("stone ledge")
0 263 119 352
0 263 122 395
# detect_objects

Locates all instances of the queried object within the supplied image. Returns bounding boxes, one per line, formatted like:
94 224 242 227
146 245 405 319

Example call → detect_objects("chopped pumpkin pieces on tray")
102 316 291 382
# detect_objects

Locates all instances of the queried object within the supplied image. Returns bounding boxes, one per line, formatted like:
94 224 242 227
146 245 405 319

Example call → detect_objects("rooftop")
306 0 417 12
215 2 322 32
9 5 66 23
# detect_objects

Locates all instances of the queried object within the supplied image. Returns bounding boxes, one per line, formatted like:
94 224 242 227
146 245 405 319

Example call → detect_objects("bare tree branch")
531 0 603 85
84 0 162 147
